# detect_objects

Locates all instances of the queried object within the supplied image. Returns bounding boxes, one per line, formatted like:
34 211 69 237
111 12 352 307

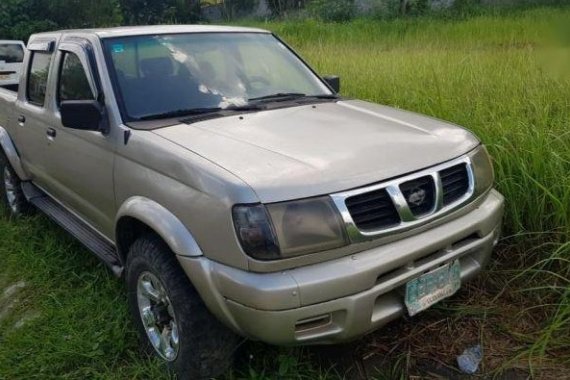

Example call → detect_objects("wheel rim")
3 167 19 213
137 271 180 361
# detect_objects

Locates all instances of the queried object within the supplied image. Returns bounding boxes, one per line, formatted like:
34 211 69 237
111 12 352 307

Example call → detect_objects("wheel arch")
0 126 29 180
115 196 203 265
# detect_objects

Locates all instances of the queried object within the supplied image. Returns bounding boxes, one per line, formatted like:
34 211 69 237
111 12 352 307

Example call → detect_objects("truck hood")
153 99 479 203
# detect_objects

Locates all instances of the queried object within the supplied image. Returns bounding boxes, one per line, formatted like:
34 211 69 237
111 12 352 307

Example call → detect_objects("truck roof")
31 25 270 39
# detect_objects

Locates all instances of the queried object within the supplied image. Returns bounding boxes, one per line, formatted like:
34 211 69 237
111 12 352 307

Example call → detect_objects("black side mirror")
323 75 340 93
60 100 103 131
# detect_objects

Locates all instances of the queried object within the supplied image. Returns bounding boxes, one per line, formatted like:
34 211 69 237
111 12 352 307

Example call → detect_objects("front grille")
345 188 400 231
440 163 470 206
399 175 436 217
341 159 473 235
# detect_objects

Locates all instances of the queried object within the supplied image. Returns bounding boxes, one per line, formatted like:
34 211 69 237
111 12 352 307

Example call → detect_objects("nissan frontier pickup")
0 26 504 379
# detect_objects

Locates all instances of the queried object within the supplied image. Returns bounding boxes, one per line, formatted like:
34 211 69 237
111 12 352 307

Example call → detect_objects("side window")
58 52 94 102
27 52 53 106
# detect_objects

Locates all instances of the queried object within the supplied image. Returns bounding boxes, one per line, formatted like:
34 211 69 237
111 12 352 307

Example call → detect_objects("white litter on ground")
14 312 40 329
0 298 17 321
2 280 26 300
0 280 27 322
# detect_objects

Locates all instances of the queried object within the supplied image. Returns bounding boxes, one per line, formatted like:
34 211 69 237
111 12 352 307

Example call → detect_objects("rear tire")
0 150 31 216
126 234 239 379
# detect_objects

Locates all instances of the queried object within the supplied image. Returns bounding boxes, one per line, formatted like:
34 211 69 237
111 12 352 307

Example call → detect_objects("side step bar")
22 183 124 277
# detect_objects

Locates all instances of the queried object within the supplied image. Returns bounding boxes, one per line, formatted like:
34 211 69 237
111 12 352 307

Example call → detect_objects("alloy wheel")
136 271 180 361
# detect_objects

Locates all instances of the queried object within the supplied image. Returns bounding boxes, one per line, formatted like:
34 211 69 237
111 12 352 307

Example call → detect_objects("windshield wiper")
305 94 339 99
138 107 223 121
248 93 307 102
224 104 265 111
138 104 264 121
248 93 339 103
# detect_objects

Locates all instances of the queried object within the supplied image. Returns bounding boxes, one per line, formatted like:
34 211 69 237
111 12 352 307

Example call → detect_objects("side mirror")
60 100 103 131
323 75 340 93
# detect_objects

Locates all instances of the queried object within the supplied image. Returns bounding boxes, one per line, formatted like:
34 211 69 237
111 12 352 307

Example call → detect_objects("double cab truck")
0 26 504 379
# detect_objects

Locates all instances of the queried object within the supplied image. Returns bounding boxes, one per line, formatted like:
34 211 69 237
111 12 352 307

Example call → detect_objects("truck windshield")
0 44 24 63
103 33 332 121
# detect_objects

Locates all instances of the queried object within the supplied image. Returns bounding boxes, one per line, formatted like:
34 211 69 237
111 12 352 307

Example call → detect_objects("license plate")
405 260 461 316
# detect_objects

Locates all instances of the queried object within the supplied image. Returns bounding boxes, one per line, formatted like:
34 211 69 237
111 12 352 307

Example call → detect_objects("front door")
41 40 116 238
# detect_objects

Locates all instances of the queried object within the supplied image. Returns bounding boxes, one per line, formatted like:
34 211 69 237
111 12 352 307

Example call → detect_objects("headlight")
233 197 348 260
232 204 280 260
470 145 495 196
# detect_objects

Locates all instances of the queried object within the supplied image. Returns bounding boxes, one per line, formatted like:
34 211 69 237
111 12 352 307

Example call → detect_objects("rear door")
14 39 57 185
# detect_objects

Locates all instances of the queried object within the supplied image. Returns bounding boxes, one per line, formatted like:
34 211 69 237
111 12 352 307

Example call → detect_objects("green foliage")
0 0 203 41
120 0 200 25
308 0 356 22
0 0 53 41
445 0 484 16
220 0 258 21
364 0 401 20
406 0 430 15
0 0 122 41
43 0 123 28
266 0 308 17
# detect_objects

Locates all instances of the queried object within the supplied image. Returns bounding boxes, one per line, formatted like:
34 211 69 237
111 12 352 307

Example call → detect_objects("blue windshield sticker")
112 44 124 53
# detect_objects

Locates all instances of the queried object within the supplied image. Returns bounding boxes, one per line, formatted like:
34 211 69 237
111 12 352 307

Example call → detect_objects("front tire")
0 150 31 216
126 234 239 379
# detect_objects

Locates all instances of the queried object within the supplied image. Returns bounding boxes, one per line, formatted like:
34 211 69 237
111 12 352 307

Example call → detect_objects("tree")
266 0 307 17
220 0 257 21
119 0 200 25
0 0 52 41
0 0 122 41
400 0 408 14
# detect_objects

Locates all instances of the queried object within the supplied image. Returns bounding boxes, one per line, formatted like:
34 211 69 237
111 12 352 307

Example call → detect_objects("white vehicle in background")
0 41 26 90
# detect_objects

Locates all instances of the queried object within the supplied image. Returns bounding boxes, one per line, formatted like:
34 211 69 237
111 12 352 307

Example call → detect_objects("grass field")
1 6 569 379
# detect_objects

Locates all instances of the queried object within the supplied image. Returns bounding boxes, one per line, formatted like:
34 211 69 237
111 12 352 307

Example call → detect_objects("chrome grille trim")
331 156 475 243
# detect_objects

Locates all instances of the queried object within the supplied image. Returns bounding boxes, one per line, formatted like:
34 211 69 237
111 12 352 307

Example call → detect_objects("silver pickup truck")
0 25 504 378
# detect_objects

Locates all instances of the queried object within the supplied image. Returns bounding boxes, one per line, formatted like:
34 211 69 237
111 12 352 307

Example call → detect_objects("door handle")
46 128 57 139
17 115 25 126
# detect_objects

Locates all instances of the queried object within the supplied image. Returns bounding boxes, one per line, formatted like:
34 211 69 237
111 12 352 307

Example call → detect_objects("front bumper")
178 189 504 345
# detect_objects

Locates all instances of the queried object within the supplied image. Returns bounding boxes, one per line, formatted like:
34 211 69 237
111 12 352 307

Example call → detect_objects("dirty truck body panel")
0 25 503 350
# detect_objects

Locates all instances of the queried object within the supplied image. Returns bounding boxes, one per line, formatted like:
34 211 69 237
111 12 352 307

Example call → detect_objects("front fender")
0 126 29 180
116 196 203 258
